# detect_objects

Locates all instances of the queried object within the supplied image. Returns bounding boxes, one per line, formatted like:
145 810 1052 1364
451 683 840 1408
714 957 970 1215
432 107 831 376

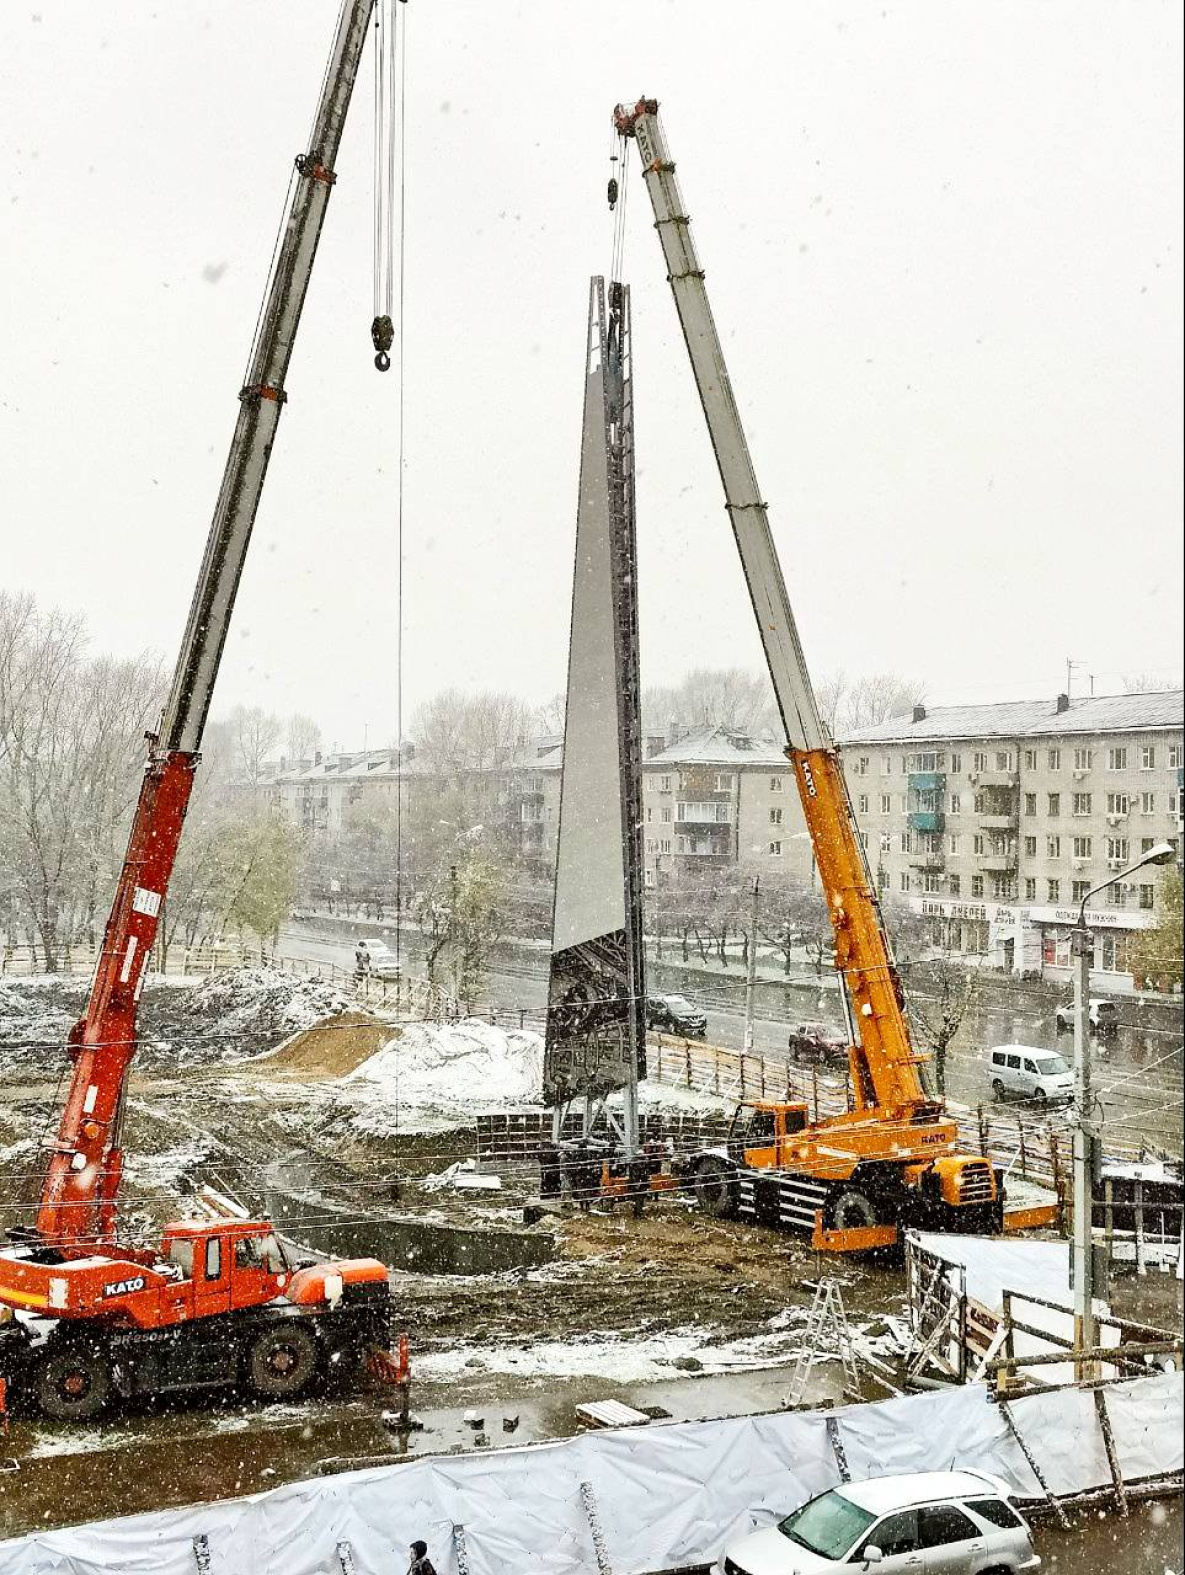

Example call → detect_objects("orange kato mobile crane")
614 99 1002 1251
0 2 401 1418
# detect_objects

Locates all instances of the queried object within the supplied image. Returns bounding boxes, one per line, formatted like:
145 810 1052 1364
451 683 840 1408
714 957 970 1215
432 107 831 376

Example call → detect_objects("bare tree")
642 667 777 739
229 705 282 791
904 959 978 1097
285 711 322 763
1120 673 1181 694
411 688 532 775
841 673 927 735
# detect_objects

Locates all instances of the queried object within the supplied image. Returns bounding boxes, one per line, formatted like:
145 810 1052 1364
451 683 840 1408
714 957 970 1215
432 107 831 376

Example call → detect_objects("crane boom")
38 0 377 1246
615 99 928 1119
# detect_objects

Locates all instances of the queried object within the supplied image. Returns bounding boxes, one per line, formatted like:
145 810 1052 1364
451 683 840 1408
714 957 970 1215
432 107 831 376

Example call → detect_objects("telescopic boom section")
37 0 377 1248
614 99 928 1118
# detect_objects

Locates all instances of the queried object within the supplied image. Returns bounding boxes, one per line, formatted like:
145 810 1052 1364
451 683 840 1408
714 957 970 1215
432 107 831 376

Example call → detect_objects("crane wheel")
35 1342 112 1420
246 1322 319 1399
694 1159 739 1219
826 1187 879 1232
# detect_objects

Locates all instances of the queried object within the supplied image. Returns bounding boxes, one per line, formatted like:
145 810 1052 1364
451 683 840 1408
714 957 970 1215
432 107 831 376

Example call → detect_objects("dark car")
646 994 707 1037
787 1021 848 1066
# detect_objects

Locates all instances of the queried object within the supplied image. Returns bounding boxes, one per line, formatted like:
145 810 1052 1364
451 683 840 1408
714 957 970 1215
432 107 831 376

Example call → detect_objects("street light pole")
1069 840 1175 1379
743 876 760 1054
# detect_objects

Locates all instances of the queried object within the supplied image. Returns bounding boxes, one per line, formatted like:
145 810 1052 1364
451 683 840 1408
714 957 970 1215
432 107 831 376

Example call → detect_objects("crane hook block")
607 176 619 212
371 314 395 372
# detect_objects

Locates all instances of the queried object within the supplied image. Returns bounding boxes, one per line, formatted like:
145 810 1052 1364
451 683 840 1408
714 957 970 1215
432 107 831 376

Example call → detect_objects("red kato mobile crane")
0 1 398 1419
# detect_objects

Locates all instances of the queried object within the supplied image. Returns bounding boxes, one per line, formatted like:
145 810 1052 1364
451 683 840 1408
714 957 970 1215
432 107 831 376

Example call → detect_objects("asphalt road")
276 922 1182 1154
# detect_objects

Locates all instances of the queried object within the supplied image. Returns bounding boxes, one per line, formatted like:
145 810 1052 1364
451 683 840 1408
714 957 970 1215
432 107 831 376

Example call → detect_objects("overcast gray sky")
3 2 1181 748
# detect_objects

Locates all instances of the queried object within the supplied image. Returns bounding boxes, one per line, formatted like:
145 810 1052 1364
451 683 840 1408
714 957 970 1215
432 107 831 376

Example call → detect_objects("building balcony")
909 851 945 871
973 769 1019 789
908 772 946 793
982 853 1018 873
908 810 945 834
675 802 734 825
978 811 1018 830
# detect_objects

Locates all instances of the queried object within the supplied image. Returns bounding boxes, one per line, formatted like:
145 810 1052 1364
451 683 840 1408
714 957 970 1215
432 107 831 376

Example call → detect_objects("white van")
988 1045 1073 1104
357 938 401 981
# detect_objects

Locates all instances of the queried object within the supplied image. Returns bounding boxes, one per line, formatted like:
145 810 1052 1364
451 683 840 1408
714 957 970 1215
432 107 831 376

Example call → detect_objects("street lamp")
1070 839 1176 1375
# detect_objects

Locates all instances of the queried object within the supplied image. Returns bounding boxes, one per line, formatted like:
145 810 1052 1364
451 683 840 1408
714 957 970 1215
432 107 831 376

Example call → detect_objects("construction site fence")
3 1371 1179 1575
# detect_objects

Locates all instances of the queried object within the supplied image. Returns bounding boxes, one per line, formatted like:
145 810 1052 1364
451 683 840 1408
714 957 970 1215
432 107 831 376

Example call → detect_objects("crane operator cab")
727 1100 810 1168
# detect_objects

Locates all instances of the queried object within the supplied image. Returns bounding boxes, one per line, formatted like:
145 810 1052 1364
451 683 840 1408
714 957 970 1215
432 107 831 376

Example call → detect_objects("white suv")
718 1470 1039 1575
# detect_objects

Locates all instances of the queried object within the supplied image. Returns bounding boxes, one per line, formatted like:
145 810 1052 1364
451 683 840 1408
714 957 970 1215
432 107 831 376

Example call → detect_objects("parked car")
717 1470 1039 1575
1055 997 1118 1035
787 1021 848 1066
646 994 707 1037
987 1045 1073 1104
357 938 401 981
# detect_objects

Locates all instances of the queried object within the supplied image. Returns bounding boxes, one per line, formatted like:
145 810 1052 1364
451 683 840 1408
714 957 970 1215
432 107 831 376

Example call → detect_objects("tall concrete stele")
543 277 645 1151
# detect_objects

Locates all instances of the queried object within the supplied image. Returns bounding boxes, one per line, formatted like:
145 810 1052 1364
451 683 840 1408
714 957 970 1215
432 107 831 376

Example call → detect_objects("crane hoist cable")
370 0 405 370
608 122 631 284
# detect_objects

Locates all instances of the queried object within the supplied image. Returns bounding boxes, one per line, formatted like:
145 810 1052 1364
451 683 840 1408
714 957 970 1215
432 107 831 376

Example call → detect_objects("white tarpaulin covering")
2 1373 1179 1575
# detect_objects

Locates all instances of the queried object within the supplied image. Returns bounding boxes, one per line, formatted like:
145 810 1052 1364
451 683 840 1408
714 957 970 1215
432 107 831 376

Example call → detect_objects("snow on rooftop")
842 690 1184 745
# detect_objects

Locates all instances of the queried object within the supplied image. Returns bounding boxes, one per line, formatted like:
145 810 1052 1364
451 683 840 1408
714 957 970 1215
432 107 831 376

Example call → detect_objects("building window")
1024 749 1037 771
660 775 671 792
1072 879 1090 904
661 807 672 823
1024 877 1037 900
1047 835 1061 858
1072 792 1092 816
1074 747 1093 771
907 751 944 772
1047 878 1060 902
660 839 671 853
645 807 653 823
1024 836 1037 857
1047 792 1060 817
1139 884 1155 910
996 750 1013 771
1140 791 1155 814
900 872 911 893
855 758 869 777
769 807 783 826
1111 884 1129 909
973 751 988 772
768 840 783 856
880 793 892 815
1073 836 1092 859
899 794 908 813
1106 747 1128 771
716 772 734 791
1024 793 1037 816
992 875 1015 901
858 794 869 815
948 834 961 855
971 875 984 898
948 874 960 896
949 792 961 815
1106 792 1130 815
861 830 870 850
1048 748 1061 771
878 868 889 892
770 775 784 792
973 834 985 855
900 831 912 853
881 754 893 774
923 872 941 893
1106 837 1130 863
950 752 962 774
1169 745 1182 769
1140 746 1156 770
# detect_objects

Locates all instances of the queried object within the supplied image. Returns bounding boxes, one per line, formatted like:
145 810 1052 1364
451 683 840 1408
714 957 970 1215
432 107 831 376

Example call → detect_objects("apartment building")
841 691 1184 984
640 727 813 888
266 738 565 869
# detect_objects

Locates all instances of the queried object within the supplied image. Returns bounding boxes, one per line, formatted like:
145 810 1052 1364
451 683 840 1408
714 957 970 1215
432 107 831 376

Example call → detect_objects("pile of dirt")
0 978 82 1066
251 1012 394 1078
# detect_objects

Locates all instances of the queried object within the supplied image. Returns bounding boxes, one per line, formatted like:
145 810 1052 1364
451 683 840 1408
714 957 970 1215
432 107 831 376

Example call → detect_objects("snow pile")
184 968 359 1050
0 979 79 1064
342 1020 545 1134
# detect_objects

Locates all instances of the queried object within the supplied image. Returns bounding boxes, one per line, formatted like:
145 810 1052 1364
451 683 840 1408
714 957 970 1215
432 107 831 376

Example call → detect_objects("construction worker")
407 1541 436 1575
353 939 370 982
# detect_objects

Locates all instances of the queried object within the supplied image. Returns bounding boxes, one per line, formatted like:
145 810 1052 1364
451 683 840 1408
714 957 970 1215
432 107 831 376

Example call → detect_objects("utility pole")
1069 840 1175 1379
1071 917 1098 1379
744 876 760 1053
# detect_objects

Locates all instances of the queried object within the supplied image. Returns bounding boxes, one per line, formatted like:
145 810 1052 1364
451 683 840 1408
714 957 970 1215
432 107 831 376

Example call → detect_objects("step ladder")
787 1278 860 1407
